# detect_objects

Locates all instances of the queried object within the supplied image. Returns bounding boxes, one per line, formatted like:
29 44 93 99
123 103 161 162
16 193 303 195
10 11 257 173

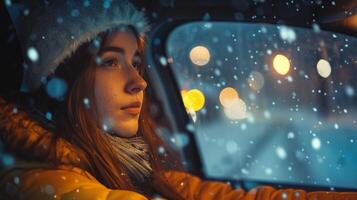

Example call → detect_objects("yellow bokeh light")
181 89 205 111
219 87 240 108
181 90 188 98
273 54 290 75
189 46 210 66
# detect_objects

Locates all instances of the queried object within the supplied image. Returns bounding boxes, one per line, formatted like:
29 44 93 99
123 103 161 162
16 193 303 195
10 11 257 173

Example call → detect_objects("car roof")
133 0 357 36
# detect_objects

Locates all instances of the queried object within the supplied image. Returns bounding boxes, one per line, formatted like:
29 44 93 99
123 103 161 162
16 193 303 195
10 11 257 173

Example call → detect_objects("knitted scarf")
104 133 153 185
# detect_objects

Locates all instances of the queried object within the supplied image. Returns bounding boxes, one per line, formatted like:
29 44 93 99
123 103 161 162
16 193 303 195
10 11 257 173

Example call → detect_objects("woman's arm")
164 170 246 200
164 170 357 200
14 167 148 200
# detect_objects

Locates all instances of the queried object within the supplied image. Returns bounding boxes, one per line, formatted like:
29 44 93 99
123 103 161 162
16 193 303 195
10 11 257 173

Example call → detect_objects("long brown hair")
52 27 185 199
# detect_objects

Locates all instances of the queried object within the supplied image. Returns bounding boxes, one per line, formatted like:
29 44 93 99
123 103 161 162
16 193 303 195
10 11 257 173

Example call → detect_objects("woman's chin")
110 126 138 138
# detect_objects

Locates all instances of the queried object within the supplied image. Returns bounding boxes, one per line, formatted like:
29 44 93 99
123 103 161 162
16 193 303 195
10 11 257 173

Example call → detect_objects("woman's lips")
121 102 141 115
121 107 141 115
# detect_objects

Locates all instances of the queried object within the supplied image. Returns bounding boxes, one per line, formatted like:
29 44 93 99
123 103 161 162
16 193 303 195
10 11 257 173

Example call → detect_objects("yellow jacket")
1 97 356 200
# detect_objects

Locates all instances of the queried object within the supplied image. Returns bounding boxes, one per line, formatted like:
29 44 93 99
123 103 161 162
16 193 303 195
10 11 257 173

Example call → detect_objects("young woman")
0 1 356 199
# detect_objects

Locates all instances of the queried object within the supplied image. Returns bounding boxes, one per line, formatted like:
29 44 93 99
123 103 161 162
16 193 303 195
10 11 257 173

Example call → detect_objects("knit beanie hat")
11 0 149 93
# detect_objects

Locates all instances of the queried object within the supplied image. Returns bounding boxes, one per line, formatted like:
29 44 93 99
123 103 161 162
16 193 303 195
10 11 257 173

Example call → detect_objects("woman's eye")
132 62 141 70
132 56 142 70
101 58 119 68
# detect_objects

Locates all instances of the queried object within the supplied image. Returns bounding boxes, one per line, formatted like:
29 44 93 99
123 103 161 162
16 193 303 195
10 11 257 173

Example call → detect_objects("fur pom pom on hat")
16 0 149 92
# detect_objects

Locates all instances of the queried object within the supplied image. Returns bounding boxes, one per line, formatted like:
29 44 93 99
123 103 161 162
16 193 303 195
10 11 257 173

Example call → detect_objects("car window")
166 22 357 189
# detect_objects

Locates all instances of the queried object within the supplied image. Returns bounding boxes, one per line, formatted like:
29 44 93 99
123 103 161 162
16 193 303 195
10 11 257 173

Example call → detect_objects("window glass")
166 22 357 188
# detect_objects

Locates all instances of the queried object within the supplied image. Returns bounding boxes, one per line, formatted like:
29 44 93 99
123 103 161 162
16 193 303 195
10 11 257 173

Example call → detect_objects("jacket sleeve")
164 171 357 200
16 166 148 200
164 170 246 200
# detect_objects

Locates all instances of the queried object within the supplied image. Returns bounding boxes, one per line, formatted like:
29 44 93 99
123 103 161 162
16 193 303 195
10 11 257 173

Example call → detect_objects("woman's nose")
125 67 147 94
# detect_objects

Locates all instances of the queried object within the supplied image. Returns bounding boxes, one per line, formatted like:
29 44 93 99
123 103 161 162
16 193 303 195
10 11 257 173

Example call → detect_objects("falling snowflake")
27 47 39 62
46 78 68 100
276 147 287 159
311 137 321 150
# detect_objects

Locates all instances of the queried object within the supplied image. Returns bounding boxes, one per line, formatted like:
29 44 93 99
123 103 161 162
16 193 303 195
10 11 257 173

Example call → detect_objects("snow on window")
167 22 357 189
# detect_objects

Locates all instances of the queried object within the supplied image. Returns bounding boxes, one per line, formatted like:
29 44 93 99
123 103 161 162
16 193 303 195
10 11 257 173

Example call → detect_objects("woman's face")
94 29 147 137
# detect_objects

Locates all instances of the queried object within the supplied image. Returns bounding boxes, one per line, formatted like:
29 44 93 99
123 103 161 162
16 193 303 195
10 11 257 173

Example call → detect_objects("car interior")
1 0 357 193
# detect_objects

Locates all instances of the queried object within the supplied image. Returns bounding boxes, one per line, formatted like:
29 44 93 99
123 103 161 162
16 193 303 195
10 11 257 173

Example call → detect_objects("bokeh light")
219 87 239 108
226 140 239 154
181 89 205 111
173 133 190 148
46 77 68 100
223 98 247 120
316 59 332 78
1 154 14 166
345 85 355 97
189 45 210 66
158 146 165 154
273 54 290 75
279 26 297 43
27 47 39 62
248 71 265 91
276 147 287 159
311 137 321 150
